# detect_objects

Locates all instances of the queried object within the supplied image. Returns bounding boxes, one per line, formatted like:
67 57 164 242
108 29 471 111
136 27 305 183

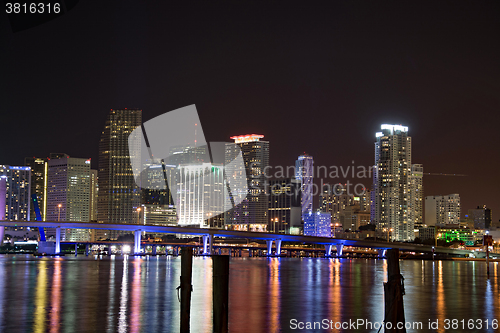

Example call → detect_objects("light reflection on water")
0 255 499 332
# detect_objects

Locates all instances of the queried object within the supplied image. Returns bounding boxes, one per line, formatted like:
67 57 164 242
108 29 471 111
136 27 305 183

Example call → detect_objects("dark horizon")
1 1 499 219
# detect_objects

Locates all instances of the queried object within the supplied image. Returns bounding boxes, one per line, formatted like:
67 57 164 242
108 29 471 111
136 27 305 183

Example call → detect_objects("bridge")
0 220 476 257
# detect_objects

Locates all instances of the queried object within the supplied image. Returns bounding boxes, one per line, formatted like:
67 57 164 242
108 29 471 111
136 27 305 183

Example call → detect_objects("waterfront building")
410 164 424 229
340 205 370 231
0 165 31 221
24 157 48 220
372 124 415 241
467 206 492 229
268 178 301 233
224 134 269 232
425 194 460 226
303 210 331 237
98 109 142 239
46 156 91 241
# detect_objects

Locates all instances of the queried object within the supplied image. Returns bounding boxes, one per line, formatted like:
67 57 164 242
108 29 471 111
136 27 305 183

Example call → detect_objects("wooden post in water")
384 249 406 333
180 247 193 333
213 255 230 333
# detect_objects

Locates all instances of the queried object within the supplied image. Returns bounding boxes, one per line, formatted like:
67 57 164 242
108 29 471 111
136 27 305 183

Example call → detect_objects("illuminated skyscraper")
46 156 91 241
410 164 424 229
295 154 313 216
98 109 142 239
224 134 269 232
24 157 48 220
0 165 31 221
268 178 301 234
372 124 414 241
89 169 98 221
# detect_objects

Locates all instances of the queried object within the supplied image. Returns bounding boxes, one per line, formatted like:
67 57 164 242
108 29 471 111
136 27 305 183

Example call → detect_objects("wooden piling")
384 249 406 333
213 255 230 333
180 247 193 333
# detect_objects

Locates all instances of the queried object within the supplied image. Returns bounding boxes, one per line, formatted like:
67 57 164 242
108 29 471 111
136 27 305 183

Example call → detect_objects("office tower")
372 124 414 241
24 157 48 221
320 184 369 223
467 205 492 229
268 178 301 234
224 134 269 232
410 164 424 229
295 154 313 216
0 165 31 221
46 156 91 241
98 109 142 239
425 194 460 226
303 211 331 237
177 163 224 228
89 169 98 221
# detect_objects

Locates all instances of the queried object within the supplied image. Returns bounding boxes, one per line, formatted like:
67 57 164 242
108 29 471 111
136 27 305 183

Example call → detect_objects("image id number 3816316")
6 2 60 14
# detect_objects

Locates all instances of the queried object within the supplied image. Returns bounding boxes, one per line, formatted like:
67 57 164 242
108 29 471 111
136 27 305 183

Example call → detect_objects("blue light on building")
303 211 331 237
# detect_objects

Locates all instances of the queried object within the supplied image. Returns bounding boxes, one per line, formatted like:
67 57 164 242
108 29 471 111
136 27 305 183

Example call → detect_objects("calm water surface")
0 255 499 332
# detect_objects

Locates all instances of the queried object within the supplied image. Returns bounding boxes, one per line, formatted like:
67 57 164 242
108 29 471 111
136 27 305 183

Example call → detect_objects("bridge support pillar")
85 244 90 256
336 244 344 258
74 243 78 257
55 227 61 254
275 239 282 257
378 249 387 258
152 245 157 256
134 230 141 255
249 249 252 257
325 244 332 257
239 248 242 257
266 240 273 256
202 234 212 255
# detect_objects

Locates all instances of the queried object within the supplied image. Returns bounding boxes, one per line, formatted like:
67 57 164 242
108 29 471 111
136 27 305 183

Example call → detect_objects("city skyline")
1 1 499 218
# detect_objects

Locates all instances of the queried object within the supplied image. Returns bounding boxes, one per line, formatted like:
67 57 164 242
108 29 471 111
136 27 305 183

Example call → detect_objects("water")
0 255 499 332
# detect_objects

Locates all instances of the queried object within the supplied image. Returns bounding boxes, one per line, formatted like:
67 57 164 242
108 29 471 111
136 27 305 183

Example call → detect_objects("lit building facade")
340 205 371 231
177 163 224 228
425 194 460 226
46 156 91 241
268 178 301 234
98 109 142 239
303 211 331 237
320 184 371 223
24 157 48 220
295 154 314 216
410 164 424 229
224 134 269 232
372 124 414 241
0 165 31 221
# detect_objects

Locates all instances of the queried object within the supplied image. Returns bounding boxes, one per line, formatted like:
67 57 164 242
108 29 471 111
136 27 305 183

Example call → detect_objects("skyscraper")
295 154 313 216
410 164 424 229
46 156 91 241
98 109 142 239
224 134 269 232
372 124 414 241
89 169 98 221
467 205 491 229
268 178 301 233
0 165 31 221
24 157 48 221
425 194 460 226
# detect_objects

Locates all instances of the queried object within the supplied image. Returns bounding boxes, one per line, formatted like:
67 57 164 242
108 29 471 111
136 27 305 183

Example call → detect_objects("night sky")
1 1 499 220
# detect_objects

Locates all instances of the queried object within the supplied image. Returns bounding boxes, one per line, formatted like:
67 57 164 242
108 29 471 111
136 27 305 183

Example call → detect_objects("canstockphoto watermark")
289 319 424 331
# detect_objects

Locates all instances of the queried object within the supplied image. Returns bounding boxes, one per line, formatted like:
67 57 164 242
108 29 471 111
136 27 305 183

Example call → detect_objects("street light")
136 207 142 225
57 204 62 222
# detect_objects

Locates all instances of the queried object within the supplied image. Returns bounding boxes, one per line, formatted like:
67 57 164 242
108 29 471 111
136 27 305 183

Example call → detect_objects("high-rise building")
320 184 371 223
46 156 91 241
425 194 460 226
224 134 269 232
303 211 331 237
372 124 414 241
24 157 48 220
98 109 142 239
177 163 225 228
295 154 313 216
467 205 492 229
340 205 371 231
0 165 31 221
89 169 98 221
410 164 424 229
268 178 302 234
